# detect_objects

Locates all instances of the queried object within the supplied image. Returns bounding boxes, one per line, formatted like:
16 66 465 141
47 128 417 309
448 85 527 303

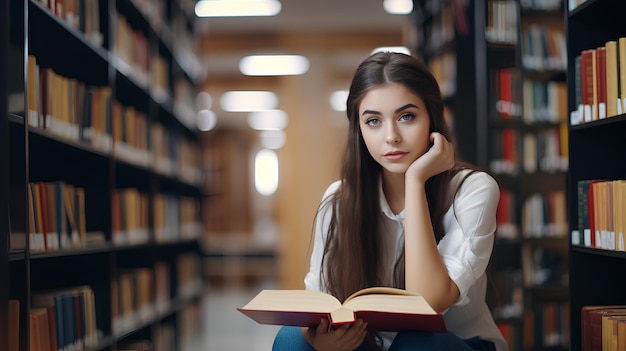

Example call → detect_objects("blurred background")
196 2 412 349
198 0 411 293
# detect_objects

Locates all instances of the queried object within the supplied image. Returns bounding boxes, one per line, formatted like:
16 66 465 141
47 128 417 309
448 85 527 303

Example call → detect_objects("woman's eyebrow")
361 103 420 117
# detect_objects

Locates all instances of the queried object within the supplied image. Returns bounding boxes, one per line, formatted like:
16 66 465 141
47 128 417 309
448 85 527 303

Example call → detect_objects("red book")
581 49 595 122
237 287 447 333
582 306 626 351
587 180 604 248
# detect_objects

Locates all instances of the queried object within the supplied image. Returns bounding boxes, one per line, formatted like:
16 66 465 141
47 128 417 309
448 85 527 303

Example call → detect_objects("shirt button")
463 241 469 248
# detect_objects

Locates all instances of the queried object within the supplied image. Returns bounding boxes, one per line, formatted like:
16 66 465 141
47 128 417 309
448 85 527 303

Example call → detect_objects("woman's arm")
403 132 458 312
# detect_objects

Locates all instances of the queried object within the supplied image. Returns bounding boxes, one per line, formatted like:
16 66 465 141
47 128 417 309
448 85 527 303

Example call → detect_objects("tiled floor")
197 280 281 350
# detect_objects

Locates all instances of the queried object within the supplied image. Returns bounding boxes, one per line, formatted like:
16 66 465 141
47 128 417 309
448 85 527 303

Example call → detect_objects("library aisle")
194 281 281 350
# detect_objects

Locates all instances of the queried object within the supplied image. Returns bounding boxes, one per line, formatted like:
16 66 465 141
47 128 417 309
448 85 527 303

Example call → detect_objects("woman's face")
358 82 431 175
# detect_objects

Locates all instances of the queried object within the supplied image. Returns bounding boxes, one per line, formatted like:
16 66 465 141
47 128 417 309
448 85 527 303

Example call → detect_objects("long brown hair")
316 52 479 349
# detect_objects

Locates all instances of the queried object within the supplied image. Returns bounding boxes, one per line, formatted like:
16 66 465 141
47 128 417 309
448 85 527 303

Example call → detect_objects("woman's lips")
384 151 408 161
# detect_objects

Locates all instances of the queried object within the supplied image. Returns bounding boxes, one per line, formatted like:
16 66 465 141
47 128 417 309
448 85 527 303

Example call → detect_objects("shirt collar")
378 178 405 220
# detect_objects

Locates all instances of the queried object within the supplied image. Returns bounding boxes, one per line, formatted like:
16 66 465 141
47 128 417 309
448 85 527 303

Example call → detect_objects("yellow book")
606 41 619 117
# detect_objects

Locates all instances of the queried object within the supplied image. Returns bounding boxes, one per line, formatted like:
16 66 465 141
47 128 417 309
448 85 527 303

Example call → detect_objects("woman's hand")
406 132 455 183
301 318 367 351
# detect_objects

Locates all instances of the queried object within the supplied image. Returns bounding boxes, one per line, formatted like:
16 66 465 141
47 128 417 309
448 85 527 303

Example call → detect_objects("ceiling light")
383 0 413 14
371 46 411 56
330 90 349 112
248 110 288 130
195 0 282 17
220 91 279 112
255 149 279 196
239 55 310 76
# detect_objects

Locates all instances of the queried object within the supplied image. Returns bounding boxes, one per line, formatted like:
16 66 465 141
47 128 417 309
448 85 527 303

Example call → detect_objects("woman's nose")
386 126 400 143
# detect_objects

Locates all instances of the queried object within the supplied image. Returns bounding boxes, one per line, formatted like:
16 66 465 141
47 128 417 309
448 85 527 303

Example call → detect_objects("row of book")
524 301 570 349
118 305 202 351
112 254 202 336
494 299 570 351
27 55 203 185
485 0 518 45
8 289 201 351
522 24 567 72
26 285 101 351
573 179 626 251
111 188 202 246
27 181 101 252
24 181 202 252
491 69 568 123
581 305 626 351
35 0 103 47
497 189 567 240
489 127 568 175
571 38 626 125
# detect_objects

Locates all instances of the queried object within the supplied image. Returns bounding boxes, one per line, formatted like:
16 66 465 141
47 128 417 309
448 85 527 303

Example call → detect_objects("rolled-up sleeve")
439 171 500 306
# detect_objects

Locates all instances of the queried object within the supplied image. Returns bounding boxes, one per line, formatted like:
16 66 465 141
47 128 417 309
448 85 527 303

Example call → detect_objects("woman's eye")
399 113 415 122
365 118 381 126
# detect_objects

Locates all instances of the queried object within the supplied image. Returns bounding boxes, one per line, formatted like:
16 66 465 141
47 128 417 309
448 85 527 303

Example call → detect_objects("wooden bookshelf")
2 0 207 349
567 1 626 350
412 0 570 349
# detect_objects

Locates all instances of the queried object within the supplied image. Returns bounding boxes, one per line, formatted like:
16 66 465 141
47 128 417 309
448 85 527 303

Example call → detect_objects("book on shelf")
577 179 626 251
581 306 626 351
31 285 99 351
620 37 626 114
237 287 447 332
605 40 620 118
595 46 607 119
30 307 53 351
9 300 20 351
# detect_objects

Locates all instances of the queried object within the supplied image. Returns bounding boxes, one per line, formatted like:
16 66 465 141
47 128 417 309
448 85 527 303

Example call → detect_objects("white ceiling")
196 0 410 34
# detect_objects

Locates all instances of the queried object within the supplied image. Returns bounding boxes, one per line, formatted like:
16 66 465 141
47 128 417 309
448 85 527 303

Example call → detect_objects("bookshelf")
567 1 626 350
1 0 10 349
412 0 570 349
2 0 207 350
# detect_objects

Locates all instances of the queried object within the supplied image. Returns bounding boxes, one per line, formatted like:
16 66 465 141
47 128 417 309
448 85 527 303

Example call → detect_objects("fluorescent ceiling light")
371 46 411 55
255 149 279 196
195 0 282 17
220 91 279 112
239 55 310 76
383 0 413 14
330 90 349 112
248 109 288 130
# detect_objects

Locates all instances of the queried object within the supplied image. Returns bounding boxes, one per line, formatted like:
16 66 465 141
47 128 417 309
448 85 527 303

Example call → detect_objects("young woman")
272 51 507 351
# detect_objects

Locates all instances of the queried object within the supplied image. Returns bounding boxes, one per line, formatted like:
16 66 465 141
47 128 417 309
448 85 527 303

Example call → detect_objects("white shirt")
304 169 508 351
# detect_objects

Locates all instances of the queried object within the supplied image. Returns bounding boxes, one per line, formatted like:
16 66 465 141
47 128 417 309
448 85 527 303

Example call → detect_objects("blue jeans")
272 326 496 351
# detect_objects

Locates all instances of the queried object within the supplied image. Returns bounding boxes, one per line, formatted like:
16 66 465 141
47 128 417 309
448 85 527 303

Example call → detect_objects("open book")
237 287 446 332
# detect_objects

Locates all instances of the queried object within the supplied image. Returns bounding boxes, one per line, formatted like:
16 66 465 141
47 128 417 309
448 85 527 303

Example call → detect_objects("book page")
344 294 436 315
344 287 422 301
241 290 341 313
